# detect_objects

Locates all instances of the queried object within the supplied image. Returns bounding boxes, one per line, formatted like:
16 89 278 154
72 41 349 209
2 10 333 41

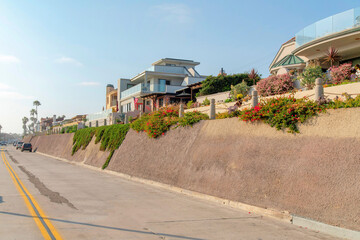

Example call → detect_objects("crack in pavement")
17 165 77 210
6 152 19 164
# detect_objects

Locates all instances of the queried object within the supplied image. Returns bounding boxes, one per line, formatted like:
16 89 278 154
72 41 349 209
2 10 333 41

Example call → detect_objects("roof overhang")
152 58 200 66
270 63 306 73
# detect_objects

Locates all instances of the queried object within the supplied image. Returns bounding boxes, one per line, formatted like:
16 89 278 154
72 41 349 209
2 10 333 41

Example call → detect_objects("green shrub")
230 81 250 99
298 66 325 89
224 98 233 103
202 97 210 106
66 125 77 133
199 74 250 96
72 124 130 169
187 100 194 109
327 94 360 109
178 111 209 127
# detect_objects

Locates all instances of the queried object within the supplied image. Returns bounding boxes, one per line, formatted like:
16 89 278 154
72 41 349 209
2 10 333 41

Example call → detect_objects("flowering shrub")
256 73 293 97
329 63 352 84
238 96 325 133
178 111 209 127
327 94 360 109
130 106 209 138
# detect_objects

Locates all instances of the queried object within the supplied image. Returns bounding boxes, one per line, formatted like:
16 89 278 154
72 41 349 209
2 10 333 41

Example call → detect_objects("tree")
248 68 261 86
0 125 2 140
29 109 37 134
22 117 29 136
33 101 41 132
323 46 341 67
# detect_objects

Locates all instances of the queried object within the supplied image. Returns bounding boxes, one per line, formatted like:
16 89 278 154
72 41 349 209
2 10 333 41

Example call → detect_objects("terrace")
295 7 360 48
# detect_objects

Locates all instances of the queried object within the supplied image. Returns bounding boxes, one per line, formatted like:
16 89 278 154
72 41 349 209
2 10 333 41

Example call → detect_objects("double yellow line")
1 149 63 240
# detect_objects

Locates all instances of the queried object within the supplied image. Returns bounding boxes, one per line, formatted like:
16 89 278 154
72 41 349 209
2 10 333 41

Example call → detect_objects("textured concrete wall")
108 108 360 231
28 133 110 168
27 108 360 231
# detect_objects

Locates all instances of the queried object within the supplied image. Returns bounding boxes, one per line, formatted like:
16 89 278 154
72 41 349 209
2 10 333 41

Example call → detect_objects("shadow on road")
0 196 3 203
0 211 205 240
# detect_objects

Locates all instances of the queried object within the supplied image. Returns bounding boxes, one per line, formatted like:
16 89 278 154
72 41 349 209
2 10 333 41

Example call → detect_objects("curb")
292 215 360 240
35 151 292 223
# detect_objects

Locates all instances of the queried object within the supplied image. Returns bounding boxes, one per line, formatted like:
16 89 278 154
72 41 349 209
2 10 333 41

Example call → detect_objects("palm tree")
323 46 341 67
22 117 29 135
248 68 260 86
0 125 2 140
33 100 41 122
33 101 41 132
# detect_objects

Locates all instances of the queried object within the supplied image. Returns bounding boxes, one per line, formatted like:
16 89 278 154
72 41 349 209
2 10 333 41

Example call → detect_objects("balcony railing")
120 82 185 99
146 65 188 75
295 7 360 48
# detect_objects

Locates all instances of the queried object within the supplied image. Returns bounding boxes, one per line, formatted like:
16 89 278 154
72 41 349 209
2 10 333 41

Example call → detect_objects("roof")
282 37 295 46
152 58 200 66
271 54 305 69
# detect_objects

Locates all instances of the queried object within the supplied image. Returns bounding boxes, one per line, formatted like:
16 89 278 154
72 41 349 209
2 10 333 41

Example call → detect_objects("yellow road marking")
1 150 63 240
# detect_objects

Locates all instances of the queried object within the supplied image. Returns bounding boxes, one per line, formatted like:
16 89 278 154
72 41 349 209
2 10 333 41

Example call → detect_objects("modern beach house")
117 58 206 113
270 7 360 75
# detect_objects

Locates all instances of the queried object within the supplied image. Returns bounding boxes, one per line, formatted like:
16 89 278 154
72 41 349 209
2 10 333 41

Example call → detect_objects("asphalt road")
0 146 338 240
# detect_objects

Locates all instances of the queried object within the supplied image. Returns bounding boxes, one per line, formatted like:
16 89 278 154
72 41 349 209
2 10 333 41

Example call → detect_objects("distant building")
270 7 360 75
40 115 65 132
117 58 206 113
106 84 118 112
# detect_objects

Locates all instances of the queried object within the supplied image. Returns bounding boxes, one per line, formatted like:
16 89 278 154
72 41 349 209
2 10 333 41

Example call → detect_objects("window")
127 84 135 89
146 100 151 105
127 103 131 112
166 63 176 66
159 98 164 107
166 80 171 85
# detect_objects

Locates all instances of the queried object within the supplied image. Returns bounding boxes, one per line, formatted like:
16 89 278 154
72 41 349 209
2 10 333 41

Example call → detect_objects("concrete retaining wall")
27 108 360 232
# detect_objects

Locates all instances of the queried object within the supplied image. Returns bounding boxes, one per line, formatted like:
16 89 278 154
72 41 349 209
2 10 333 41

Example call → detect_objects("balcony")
146 65 188 75
120 82 185 99
295 7 360 48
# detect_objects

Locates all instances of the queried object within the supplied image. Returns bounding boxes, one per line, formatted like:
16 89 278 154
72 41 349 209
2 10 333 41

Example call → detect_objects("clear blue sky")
1 0 359 133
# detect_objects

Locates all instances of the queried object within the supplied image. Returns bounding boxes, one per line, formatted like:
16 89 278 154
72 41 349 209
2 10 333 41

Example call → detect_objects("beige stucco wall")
196 91 230 104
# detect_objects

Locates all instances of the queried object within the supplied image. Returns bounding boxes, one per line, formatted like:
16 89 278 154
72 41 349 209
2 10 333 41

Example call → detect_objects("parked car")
0 141 7 146
16 142 24 150
21 143 32 152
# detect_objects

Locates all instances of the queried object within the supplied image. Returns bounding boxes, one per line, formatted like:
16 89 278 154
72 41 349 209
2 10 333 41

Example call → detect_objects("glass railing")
87 109 113 121
146 65 186 74
120 82 185 99
120 83 142 99
295 7 360 48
